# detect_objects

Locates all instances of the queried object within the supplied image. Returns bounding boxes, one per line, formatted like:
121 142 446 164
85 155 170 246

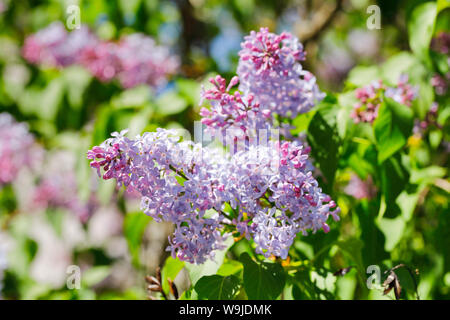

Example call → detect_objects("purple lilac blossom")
413 103 440 135
87 29 339 263
88 129 231 263
116 34 179 89
22 22 97 68
200 30 323 146
385 74 418 106
430 32 450 96
199 75 271 146
351 76 418 124
23 23 178 89
79 41 122 82
237 27 324 118
88 131 339 263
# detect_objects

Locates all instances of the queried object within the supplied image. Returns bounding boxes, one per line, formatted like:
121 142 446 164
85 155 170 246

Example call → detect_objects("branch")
297 0 344 44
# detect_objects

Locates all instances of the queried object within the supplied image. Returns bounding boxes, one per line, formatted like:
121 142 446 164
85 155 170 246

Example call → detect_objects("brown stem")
299 0 344 44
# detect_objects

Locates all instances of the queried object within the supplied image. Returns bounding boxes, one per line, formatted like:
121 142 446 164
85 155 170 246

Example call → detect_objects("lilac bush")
237 28 324 118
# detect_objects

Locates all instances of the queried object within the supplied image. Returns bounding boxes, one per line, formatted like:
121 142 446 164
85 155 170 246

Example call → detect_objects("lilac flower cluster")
199 75 271 145
88 131 339 262
0 113 40 186
22 22 179 89
351 76 417 124
200 28 323 145
88 29 339 263
22 22 97 68
88 129 230 263
237 28 324 118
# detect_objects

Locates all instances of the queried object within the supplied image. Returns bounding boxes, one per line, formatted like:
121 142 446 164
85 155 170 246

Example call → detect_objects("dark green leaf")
195 275 241 300
307 104 340 190
239 253 285 300
373 98 413 163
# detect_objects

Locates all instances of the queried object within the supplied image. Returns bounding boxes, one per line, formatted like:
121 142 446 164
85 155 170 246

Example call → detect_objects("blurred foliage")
0 0 449 300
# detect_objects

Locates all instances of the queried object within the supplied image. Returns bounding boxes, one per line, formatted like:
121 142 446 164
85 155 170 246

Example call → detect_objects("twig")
298 0 344 44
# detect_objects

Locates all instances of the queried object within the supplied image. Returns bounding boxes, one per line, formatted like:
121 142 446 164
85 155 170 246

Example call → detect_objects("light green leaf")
155 90 188 115
217 260 243 277
82 266 110 287
111 85 152 109
408 2 437 65
161 256 185 293
380 52 417 84
176 78 201 106
437 0 450 13
346 66 380 87
123 212 152 266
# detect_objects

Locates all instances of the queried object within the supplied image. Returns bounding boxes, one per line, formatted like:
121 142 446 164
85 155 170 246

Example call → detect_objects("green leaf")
155 89 188 115
415 80 435 119
437 0 450 13
176 78 201 106
336 238 364 274
161 257 185 293
217 260 243 277
373 98 413 163
346 65 380 87
239 253 285 300
380 52 417 84
123 212 152 266
195 275 241 300
307 104 340 190
354 202 389 266
408 2 437 65
63 66 92 110
380 153 410 218
82 266 110 287
111 85 152 109
291 269 335 300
